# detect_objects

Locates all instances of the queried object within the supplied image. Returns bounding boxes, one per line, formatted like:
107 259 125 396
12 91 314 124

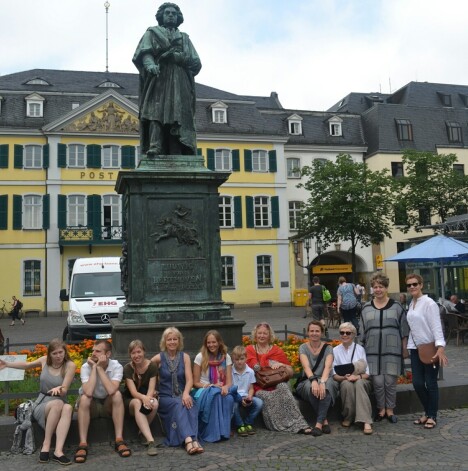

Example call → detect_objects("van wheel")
62 326 71 342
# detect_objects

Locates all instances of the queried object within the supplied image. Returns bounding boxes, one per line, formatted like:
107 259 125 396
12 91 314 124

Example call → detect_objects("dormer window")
98 81 121 88
437 92 452 107
287 114 302 135
211 101 228 124
328 116 342 136
25 93 44 117
25 78 50 86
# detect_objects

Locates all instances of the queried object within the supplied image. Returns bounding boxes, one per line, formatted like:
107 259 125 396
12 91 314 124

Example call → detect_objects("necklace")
51 362 64 370
256 344 271 355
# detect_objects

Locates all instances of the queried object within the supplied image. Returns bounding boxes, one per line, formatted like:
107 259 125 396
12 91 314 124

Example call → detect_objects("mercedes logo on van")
101 314 111 323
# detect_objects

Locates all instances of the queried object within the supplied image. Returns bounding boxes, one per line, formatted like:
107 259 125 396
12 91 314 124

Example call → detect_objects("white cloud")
1 0 468 111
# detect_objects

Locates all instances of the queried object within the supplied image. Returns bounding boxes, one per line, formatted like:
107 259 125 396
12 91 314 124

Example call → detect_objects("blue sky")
2 0 468 111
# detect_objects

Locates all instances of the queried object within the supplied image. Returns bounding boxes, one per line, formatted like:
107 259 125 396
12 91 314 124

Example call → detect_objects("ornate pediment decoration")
63 101 139 133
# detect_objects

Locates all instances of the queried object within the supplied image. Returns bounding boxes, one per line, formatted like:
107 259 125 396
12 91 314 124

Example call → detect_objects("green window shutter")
271 196 280 228
246 196 254 228
57 143 67 168
0 195 8 230
268 150 277 173
234 196 242 228
58 195 67 229
121 145 136 169
13 194 22 230
14 144 23 169
42 194 50 230
207 148 215 170
197 148 202 156
42 144 49 169
87 144 101 168
244 149 252 172
87 194 102 238
232 149 240 171
0 144 8 168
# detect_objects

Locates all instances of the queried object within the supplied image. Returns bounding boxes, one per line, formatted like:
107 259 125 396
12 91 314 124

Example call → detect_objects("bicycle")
0 300 11 319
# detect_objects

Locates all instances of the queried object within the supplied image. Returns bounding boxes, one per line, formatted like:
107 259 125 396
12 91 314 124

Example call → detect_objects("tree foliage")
297 154 396 279
398 150 468 233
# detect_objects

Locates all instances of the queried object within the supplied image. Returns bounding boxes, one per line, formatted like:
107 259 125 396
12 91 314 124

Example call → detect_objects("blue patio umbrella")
385 235 468 299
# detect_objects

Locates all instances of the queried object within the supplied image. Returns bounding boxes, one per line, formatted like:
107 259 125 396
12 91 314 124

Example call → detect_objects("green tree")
297 154 396 280
398 150 468 233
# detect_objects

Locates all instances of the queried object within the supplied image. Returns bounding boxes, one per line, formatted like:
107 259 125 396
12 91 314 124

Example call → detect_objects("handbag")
334 343 356 376
255 366 289 389
322 286 332 302
411 333 438 365
254 348 289 389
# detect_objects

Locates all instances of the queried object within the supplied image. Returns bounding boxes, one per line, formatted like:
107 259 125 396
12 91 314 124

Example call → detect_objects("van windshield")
71 273 124 298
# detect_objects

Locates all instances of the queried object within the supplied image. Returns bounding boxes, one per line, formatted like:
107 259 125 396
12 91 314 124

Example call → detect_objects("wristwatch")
308 375 318 382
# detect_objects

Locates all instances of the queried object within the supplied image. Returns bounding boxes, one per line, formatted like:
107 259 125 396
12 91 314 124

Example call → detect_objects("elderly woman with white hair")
332 322 373 435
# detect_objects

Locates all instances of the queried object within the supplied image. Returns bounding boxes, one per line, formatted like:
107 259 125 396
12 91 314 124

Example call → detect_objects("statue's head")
156 3 184 27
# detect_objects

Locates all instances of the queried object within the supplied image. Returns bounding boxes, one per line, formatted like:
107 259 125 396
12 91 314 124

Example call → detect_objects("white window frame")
211 101 228 124
254 196 271 227
287 157 301 178
23 259 42 296
67 195 87 227
252 150 268 172
23 194 42 229
215 149 232 171
219 195 234 228
25 94 45 117
102 145 120 168
221 255 235 289
287 114 303 135
68 144 85 168
102 194 122 240
289 201 302 230
24 145 42 168
256 255 272 288
329 116 343 136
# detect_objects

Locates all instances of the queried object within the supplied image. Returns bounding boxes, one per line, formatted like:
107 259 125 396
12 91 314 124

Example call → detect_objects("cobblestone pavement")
1 408 468 471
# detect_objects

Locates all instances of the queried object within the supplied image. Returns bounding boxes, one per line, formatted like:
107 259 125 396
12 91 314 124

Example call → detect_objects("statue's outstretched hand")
145 63 160 76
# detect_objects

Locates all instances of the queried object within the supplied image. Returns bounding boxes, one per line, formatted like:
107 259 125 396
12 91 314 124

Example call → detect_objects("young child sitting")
231 345 263 437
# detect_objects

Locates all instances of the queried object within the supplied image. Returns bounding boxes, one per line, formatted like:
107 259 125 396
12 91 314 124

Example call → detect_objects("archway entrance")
309 250 367 301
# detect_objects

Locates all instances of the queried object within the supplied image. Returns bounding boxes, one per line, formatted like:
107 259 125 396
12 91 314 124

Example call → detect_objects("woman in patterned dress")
245 322 312 434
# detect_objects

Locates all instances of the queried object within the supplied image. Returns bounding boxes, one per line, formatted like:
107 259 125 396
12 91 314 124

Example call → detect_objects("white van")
60 257 126 341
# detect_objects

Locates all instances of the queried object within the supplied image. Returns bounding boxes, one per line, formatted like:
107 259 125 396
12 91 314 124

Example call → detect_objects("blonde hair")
231 345 246 359
160 327 184 352
251 322 276 344
199 330 228 372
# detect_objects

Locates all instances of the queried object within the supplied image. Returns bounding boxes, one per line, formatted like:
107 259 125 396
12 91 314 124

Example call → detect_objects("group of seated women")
2 276 429 464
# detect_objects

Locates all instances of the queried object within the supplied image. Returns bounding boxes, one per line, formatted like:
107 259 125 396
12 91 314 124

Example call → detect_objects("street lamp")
293 237 312 268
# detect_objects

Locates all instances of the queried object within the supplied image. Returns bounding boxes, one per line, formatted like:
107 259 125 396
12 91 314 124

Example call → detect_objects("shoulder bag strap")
350 342 357 362
307 343 328 374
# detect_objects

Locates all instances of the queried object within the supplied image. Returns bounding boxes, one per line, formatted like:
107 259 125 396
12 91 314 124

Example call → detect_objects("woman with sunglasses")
246 322 312 434
360 273 409 424
333 322 373 435
406 273 448 430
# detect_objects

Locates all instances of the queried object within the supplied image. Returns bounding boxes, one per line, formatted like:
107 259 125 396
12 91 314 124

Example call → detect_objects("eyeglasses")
339 331 353 336
406 282 420 288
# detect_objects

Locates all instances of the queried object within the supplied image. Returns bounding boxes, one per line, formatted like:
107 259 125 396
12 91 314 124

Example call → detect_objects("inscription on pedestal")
148 258 207 294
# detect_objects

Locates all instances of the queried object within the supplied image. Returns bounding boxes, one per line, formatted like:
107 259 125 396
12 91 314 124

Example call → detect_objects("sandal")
192 440 204 454
322 424 331 434
424 418 437 429
74 444 88 464
311 427 323 437
414 416 428 425
115 440 132 458
363 425 373 435
185 440 198 455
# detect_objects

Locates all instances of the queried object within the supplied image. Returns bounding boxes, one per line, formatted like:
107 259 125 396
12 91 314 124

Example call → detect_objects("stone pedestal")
112 154 245 359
